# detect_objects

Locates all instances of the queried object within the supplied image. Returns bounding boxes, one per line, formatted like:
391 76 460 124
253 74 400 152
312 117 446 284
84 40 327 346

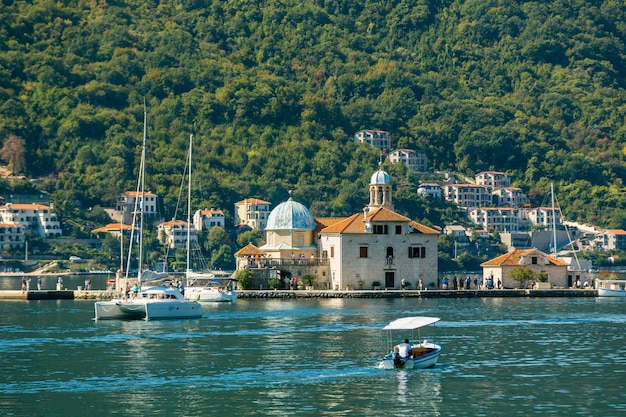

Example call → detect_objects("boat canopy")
383 316 440 330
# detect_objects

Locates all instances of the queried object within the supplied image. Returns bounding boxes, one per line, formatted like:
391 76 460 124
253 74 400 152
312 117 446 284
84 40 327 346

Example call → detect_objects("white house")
234 198 272 230
387 148 428 171
193 208 225 233
0 203 62 238
354 129 391 150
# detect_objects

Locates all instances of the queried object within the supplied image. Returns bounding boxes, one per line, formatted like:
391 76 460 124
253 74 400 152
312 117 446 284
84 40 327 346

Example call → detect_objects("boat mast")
137 104 147 288
186 134 192 285
551 182 557 257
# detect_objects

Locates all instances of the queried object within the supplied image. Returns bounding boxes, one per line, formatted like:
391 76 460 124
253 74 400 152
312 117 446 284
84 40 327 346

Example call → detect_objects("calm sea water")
0 278 625 416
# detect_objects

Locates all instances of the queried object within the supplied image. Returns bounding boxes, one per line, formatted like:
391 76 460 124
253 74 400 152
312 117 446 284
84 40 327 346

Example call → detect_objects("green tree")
508 267 537 289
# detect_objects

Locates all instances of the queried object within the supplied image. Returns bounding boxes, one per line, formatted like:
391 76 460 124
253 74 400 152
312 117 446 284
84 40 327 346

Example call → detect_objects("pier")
0 288 598 300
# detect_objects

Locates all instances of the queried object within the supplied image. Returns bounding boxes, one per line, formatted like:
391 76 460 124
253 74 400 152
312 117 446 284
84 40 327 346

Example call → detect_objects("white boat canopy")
382 316 440 330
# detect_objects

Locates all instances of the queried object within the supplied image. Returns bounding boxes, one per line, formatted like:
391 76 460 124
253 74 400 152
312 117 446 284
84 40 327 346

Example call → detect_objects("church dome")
265 198 316 230
370 169 391 185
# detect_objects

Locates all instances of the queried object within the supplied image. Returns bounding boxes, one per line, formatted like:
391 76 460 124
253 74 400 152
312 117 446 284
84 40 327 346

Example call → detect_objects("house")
156 219 196 250
492 187 529 207
234 198 272 230
319 167 439 290
481 248 569 288
387 149 428 171
444 184 493 207
0 203 62 238
475 171 511 188
467 207 519 232
417 183 442 199
193 208 225 233
0 223 25 248
354 129 391 150
115 191 159 224
524 207 562 228
602 229 626 250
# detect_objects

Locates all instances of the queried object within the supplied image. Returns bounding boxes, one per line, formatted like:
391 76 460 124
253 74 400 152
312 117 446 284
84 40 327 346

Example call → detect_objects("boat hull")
378 343 442 370
597 288 626 297
94 300 146 320
94 286 204 320
596 279 626 297
186 287 237 302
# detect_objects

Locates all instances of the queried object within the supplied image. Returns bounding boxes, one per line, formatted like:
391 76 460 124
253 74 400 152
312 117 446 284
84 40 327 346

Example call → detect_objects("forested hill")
1 0 626 229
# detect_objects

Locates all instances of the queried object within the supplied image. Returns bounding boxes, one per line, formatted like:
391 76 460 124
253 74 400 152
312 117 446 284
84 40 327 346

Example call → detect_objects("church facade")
318 167 439 290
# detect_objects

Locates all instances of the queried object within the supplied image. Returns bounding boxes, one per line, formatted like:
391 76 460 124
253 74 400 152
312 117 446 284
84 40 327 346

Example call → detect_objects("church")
235 166 440 290
318 166 440 290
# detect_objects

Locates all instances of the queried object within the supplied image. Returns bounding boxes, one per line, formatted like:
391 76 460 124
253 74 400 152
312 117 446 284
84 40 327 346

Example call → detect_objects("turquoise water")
0 295 625 416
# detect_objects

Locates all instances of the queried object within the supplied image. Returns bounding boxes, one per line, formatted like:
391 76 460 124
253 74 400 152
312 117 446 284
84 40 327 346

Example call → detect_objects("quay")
0 288 598 300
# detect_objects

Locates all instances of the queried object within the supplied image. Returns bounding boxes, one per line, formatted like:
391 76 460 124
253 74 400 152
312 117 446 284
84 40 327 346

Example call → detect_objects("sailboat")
94 107 203 320
183 134 238 302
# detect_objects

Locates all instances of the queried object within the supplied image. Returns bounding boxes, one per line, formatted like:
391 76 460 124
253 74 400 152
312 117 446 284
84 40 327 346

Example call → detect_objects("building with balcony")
157 219 196 250
475 171 511 188
115 191 159 224
234 198 271 230
467 207 520 232
193 208 225 233
444 184 493 207
417 183 443 199
354 129 391 150
387 148 428 171
0 203 61 238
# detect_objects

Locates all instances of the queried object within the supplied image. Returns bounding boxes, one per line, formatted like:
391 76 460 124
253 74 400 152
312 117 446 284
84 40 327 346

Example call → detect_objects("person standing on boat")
132 283 139 300
37 277 42 290
401 278 406 290
177 280 185 295
397 339 412 359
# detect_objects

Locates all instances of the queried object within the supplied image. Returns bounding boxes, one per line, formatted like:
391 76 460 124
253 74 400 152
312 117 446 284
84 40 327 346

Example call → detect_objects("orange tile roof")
481 249 569 267
123 191 157 197
91 223 136 233
607 229 626 235
319 208 439 235
235 198 271 205
159 219 188 227
0 203 51 210
235 243 266 256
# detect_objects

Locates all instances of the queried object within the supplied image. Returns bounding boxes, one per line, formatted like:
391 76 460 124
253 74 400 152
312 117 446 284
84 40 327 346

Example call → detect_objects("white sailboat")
183 134 238 302
95 107 202 320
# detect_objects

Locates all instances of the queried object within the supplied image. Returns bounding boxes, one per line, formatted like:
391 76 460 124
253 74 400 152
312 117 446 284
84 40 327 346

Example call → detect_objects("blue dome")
370 169 391 185
266 198 316 230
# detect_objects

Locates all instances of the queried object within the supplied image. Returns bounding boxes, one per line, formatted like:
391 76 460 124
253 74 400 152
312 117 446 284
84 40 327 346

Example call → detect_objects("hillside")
1 0 626 230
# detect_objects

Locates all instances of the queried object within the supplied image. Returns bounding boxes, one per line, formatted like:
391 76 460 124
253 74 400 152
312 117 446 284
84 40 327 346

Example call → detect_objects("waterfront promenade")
0 288 598 300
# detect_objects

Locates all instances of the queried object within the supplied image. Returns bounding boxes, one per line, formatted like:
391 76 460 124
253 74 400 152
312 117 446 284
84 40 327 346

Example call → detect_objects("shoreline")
0 288 599 300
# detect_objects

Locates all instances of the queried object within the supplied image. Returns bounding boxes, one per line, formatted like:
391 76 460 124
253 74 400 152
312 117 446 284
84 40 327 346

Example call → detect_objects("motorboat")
185 278 238 302
596 279 626 297
378 316 442 370
94 285 203 320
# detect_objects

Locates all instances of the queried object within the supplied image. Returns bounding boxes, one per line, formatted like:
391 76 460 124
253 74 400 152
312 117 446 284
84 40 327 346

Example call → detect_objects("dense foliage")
2 0 626 236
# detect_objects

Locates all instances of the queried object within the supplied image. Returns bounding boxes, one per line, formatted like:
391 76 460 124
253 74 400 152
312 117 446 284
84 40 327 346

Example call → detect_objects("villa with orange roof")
234 198 271 230
0 203 61 239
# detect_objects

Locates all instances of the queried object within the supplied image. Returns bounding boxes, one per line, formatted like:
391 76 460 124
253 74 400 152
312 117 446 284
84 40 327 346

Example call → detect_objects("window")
396 225 402 234
330 246 335 258
532 257 538 265
408 246 426 258
360 246 368 258
373 224 388 234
